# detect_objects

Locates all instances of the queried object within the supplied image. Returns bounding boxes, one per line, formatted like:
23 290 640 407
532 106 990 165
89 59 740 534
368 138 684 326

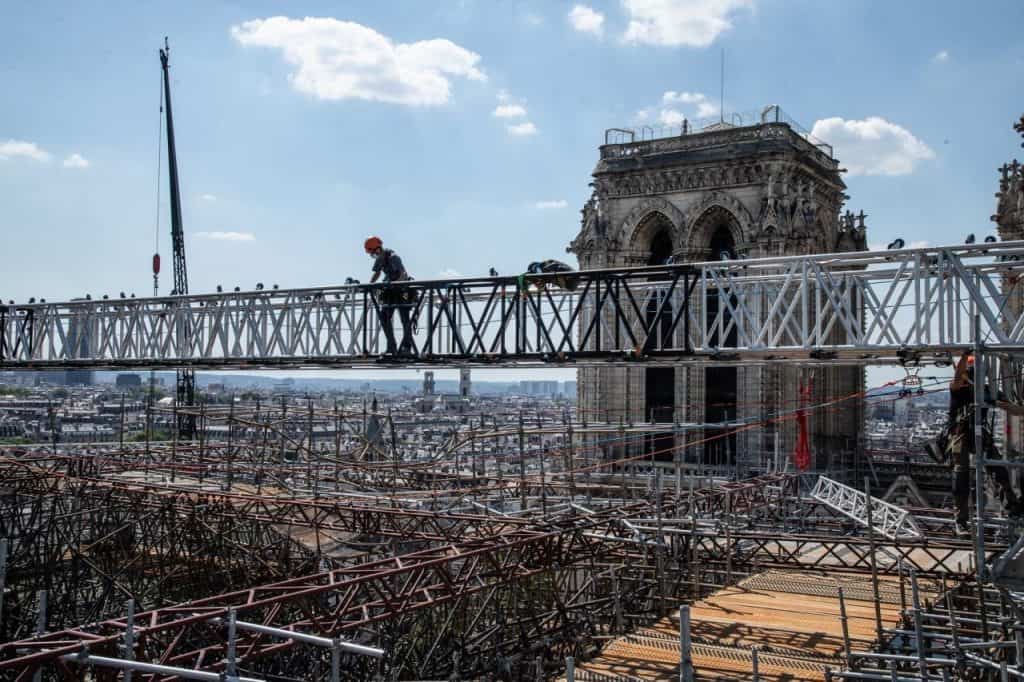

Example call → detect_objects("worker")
365 236 415 356
946 351 1021 534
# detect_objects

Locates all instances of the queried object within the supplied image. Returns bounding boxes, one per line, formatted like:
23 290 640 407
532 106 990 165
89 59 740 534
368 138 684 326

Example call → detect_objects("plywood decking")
561 569 940 681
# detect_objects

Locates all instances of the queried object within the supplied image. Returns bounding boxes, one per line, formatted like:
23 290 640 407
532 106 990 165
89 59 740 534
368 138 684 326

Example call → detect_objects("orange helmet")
966 353 975 367
364 236 383 253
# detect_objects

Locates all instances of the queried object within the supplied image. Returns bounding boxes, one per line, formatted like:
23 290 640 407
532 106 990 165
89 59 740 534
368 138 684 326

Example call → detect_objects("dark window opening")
645 366 675 462
704 224 738 465
643 223 676 462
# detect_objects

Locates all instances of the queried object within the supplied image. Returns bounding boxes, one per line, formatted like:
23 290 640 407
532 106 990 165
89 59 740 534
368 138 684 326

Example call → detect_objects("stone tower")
569 107 868 472
993 116 1024 455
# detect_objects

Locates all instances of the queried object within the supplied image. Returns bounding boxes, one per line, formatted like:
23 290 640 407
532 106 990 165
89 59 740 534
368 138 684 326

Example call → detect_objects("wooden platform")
560 569 940 681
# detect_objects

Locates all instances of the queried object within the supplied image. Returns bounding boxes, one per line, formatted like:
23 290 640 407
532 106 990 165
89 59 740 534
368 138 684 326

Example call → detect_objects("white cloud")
634 108 651 122
810 117 936 176
535 200 568 209
492 92 535 135
933 50 950 62
493 103 527 118
231 16 486 106
659 109 685 126
195 231 256 242
507 121 538 136
0 140 50 162
569 5 605 36
622 0 753 47
438 268 462 278
662 90 718 118
201 193 217 201
62 153 89 168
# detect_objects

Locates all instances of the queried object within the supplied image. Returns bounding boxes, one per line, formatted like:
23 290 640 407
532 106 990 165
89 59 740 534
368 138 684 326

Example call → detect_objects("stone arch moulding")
682 190 756 252
620 197 686 251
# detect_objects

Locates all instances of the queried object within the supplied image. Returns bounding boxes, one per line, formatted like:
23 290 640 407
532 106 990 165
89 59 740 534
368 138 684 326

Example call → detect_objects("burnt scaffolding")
0 390 1020 680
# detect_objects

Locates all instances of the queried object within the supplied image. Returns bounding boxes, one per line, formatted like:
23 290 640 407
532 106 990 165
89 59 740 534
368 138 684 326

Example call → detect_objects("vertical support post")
864 476 884 643
567 415 576 503
540 446 548 516
119 392 126 451
388 405 399 493
171 398 178 483
307 399 316 495
1015 625 1023 675
838 586 853 671
773 430 779 473
725 490 733 585
32 589 46 682
973 314 987 581
123 598 135 682
751 646 760 682
910 570 929 680
898 561 907 615
331 639 341 682
565 656 575 682
0 538 7 635
143 392 151 476
334 399 341 492
226 607 238 678
679 605 693 682
656 469 666 613
198 399 207 483
519 412 527 511
619 419 628 501
613 569 623 634
946 593 961 667
690 477 699 598
226 397 235 491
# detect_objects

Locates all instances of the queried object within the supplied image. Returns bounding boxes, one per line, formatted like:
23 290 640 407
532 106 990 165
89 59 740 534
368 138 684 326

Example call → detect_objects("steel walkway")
4 241 1024 369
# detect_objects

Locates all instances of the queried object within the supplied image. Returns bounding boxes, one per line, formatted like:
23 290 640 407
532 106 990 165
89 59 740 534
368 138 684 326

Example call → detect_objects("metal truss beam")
0 527 613 676
0 457 532 543
4 241 1024 369
688 530 990 577
810 475 922 539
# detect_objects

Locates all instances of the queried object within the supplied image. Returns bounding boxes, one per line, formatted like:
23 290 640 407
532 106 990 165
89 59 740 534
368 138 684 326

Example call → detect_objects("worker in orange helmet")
364 236 415 356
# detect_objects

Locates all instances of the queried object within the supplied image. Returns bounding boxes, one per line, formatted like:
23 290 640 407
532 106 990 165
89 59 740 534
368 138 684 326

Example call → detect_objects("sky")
2 0 1023 385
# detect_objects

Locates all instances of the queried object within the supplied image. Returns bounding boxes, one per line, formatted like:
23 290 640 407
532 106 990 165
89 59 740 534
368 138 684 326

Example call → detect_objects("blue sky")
2 1 1023 383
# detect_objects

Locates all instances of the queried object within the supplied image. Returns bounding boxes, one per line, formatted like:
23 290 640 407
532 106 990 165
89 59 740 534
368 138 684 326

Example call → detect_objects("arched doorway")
637 214 676 462
693 211 741 467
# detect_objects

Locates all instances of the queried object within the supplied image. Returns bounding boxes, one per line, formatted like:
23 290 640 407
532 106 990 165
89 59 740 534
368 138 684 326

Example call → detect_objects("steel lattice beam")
810 475 922 539
4 242 1024 369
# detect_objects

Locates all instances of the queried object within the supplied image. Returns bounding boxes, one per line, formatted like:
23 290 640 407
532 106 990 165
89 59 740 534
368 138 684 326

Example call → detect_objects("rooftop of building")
598 105 837 172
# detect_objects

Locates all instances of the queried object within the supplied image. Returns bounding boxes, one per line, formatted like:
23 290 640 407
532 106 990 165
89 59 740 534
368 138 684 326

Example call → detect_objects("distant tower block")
459 368 471 398
568 107 868 472
424 371 436 396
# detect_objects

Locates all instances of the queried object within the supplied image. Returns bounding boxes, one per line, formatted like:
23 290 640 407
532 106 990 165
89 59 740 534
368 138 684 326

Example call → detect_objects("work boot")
955 520 971 537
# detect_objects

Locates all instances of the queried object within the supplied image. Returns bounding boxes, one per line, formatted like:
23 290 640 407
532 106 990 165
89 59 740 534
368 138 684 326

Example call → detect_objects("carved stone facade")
993 116 1024 455
569 120 868 472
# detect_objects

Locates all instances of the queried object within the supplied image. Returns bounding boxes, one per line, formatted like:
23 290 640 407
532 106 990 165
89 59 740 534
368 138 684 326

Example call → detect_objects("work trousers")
380 303 412 354
952 429 1018 525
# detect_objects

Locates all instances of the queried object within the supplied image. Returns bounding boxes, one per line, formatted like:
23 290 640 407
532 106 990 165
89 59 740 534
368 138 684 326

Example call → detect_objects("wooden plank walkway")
559 569 940 681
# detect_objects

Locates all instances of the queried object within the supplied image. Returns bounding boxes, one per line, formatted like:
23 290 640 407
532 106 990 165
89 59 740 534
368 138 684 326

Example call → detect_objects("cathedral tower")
569 107 868 472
